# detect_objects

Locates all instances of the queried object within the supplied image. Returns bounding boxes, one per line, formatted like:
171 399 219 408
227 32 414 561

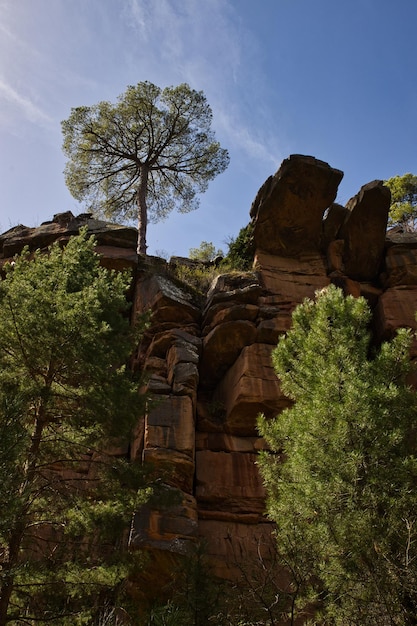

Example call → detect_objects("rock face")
2 154 417 608
251 154 343 256
0 211 138 272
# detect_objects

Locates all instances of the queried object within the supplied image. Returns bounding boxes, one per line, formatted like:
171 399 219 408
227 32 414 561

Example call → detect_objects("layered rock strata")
2 155 417 592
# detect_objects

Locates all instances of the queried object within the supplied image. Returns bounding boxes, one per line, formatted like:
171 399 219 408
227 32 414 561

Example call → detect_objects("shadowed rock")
339 180 391 280
251 154 343 256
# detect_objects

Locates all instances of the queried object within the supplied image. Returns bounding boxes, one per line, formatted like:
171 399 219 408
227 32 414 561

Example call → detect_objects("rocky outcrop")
127 155 417 590
339 180 391 280
3 154 417 609
251 154 343 256
0 211 138 272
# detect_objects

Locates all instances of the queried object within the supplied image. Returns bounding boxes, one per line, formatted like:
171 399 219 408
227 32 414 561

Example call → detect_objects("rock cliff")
2 154 417 600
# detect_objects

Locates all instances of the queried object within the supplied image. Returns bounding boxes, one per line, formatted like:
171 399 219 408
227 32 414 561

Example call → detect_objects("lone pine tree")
62 81 230 255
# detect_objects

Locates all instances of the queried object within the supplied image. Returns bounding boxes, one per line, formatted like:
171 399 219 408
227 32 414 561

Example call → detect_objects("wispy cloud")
217 108 282 169
0 77 53 126
124 0 283 168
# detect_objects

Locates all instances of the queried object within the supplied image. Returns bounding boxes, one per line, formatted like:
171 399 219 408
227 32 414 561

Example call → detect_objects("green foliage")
385 173 417 231
62 81 230 254
168 262 219 298
258 285 417 624
188 241 224 262
224 223 254 270
0 230 150 624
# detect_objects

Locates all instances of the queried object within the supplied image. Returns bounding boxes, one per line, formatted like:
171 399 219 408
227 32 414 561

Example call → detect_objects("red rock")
129 493 198 549
255 251 329 303
195 450 266 514
143 448 195 493
374 287 417 349
322 203 349 249
167 339 200 370
170 362 199 399
215 343 290 436
145 375 171 395
251 154 343 256
256 317 292 344
202 303 259 335
200 320 257 385
133 273 200 326
195 432 267 453
94 245 137 271
340 180 391 280
326 239 345 273
0 212 138 258
205 272 262 308
144 395 195 457
383 246 417 287
197 519 280 581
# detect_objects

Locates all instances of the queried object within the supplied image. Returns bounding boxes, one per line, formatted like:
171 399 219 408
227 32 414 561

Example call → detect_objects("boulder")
200 320 257 386
251 154 343 256
195 450 266 515
202 303 259 336
383 245 417 287
0 212 138 259
144 395 195 457
339 180 391 280
374 287 417 351
215 343 290 436
133 273 201 327
255 251 329 303
197 519 279 581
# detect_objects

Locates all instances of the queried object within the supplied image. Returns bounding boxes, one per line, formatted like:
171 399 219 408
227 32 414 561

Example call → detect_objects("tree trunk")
136 165 149 256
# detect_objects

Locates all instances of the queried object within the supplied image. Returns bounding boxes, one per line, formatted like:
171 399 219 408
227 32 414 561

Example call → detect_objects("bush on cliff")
223 222 254 271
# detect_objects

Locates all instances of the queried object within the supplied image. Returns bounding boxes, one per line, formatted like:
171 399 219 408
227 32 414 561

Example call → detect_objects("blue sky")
1 0 417 257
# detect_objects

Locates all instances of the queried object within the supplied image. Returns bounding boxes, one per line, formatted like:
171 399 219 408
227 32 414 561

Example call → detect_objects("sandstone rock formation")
2 154 417 609
0 211 138 272
251 154 343 256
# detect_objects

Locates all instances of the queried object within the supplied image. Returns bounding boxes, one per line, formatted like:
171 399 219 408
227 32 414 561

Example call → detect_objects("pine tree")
0 230 149 624
258 285 417 625
62 81 229 255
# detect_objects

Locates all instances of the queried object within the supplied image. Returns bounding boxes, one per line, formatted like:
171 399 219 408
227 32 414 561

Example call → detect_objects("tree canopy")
385 173 417 231
0 230 150 624
188 241 224 262
62 81 230 255
258 285 417 625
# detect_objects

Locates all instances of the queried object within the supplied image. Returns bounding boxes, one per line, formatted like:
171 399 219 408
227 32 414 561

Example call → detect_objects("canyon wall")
2 154 417 598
